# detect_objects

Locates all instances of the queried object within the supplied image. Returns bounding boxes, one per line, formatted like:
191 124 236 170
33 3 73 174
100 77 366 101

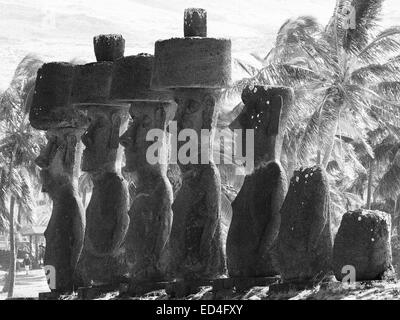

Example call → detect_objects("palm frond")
265 16 322 63
374 149 400 200
357 26 400 64
342 0 384 53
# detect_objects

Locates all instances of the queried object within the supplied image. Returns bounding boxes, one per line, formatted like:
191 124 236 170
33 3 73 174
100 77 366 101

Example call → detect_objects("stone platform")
165 279 214 298
213 276 280 292
77 284 119 300
119 281 170 297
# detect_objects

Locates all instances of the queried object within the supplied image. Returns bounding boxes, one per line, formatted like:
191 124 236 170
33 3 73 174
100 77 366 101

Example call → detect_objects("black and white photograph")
1 0 400 307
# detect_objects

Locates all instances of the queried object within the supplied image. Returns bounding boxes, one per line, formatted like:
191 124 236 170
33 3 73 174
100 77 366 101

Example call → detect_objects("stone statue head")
229 85 293 164
120 102 173 175
35 128 82 195
173 89 218 136
80 105 128 173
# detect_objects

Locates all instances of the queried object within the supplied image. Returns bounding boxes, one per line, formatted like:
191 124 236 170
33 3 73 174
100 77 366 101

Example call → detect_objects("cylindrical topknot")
93 34 125 62
110 54 172 102
184 8 207 37
71 62 114 105
151 38 231 89
29 62 82 130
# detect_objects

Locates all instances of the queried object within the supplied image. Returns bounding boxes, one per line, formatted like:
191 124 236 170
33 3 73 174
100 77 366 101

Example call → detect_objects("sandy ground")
0 268 49 300
85 281 400 300
0 269 399 300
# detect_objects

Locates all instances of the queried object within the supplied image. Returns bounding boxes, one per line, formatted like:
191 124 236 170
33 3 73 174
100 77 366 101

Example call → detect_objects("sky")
0 0 399 90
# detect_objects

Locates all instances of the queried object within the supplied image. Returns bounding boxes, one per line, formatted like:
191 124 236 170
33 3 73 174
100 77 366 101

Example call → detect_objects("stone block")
110 53 172 102
152 37 231 89
333 209 393 281
29 62 82 130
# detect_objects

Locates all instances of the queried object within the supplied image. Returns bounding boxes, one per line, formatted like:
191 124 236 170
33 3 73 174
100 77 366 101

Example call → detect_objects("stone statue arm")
153 179 174 260
110 181 130 256
308 180 329 252
199 166 221 260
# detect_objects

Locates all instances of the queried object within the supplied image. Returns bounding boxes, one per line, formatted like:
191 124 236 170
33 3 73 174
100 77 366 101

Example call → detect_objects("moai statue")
276 166 333 284
152 8 232 282
226 86 292 282
29 62 86 293
333 209 394 282
110 53 176 290
72 34 130 287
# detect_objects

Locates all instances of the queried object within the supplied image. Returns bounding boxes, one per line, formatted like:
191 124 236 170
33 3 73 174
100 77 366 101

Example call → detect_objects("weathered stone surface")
184 8 207 37
166 279 213 298
151 38 231 89
71 62 116 105
93 34 125 62
120 101 176 283
169 89 227 280
30 62 84 130
167 163 182 200
77 105 130 286
333 209 393 281
227 161 288 277
229 85 295 164
110 54 172 102
35 128 85 292
276 166 333 283
152 10 230 281
212 276 280 292
226 85 291 278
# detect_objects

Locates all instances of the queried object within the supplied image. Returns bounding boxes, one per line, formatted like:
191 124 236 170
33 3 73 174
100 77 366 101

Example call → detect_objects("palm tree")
222 0 400 215
0 54 45 297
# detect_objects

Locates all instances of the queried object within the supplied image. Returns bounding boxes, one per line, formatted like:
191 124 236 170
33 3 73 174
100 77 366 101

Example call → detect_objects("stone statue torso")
127 176 173 282
227 161 287 277
276 166 333 282
80 171 129 285
45 184 85 291
170 163 226 280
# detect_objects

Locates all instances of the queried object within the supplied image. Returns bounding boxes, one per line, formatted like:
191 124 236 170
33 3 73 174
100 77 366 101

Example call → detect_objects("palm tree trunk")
6 146 17 298
7 195 16 298
322 121 339 169
396 194 400 232
316 151 322 166
17 204 22 228
366 158 374 210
